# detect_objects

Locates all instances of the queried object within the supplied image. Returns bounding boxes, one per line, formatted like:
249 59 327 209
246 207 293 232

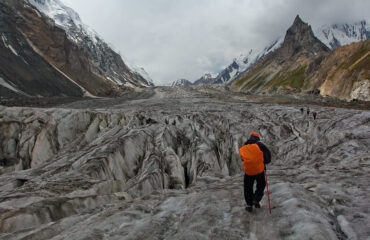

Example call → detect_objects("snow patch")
106 76 123 86
1 34 19 56
0 77 27 95
1 34 7 45
34 8 42 18
7 44 19 56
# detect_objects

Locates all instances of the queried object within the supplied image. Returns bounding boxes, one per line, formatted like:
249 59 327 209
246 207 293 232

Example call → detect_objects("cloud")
61 0 370 85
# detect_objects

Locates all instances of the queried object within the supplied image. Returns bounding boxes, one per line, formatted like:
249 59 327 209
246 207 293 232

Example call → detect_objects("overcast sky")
61 0 369 85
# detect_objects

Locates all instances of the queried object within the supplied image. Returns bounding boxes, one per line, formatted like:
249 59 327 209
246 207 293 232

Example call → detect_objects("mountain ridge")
230 16 370 101
189 19 369 87
0 0 153 100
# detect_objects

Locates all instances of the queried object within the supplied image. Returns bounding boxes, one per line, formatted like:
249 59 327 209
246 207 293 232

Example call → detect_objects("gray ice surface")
0 86 369 239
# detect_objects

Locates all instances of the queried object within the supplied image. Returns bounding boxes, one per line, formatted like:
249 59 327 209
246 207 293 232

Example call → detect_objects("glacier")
0 86 369 239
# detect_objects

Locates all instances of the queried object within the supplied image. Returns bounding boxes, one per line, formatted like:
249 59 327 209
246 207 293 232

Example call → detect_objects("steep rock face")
0 0 85 98
277 15 330 60
0 0 152 99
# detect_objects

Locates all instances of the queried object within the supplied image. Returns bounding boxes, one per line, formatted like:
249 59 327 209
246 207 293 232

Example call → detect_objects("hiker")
312 111 317 120
300 108 304 114
307 107 310 116
239 132 271 212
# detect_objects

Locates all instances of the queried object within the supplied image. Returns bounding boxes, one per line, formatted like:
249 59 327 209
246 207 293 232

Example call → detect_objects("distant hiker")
300 108 304 114
312 111 317 120
307 107 310 116
239 132 271 212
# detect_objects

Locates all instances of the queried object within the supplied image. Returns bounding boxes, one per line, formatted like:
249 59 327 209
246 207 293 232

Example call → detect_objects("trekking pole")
265 169 272 214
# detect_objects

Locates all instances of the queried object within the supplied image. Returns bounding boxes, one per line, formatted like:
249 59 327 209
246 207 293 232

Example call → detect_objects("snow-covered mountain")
314 20 370 50
0 0 154 99
29 0 153 88
211 38 284 85
201 20 369 86
130 66 154 86
171 79 193 87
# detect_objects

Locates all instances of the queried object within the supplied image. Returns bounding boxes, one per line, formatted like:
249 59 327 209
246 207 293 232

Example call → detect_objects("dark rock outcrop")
277 15 330 60
0 0 84 98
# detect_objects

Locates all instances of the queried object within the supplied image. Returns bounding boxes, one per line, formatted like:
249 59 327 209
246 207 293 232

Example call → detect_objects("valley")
0 1 369 239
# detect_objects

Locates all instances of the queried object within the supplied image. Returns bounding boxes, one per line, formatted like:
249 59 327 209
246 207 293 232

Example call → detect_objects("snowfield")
0 86 369 239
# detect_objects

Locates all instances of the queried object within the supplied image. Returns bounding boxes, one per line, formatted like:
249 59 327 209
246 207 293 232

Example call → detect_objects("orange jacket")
239 143 264 176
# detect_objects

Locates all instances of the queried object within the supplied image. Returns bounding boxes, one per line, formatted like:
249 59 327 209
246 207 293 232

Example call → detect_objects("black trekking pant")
244 172 266 206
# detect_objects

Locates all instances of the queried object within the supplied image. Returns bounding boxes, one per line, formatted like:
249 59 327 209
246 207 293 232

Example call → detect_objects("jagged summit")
293 14 305 26
279 15 330 59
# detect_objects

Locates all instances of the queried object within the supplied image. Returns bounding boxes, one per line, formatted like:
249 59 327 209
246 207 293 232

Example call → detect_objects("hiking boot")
253 201 261 208
245 205 253 212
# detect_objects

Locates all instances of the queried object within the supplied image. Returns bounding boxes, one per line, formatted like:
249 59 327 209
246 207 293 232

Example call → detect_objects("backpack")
239 143 264 176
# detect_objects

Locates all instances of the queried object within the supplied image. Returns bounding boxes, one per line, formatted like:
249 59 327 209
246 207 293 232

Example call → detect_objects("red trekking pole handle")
265 169 271 214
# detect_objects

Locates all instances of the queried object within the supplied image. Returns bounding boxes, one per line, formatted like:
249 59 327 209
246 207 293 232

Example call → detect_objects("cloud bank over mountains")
61 0 370 85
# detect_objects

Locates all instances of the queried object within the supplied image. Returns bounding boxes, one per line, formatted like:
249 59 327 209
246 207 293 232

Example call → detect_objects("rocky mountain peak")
292 14 305 27
279 15 330 59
